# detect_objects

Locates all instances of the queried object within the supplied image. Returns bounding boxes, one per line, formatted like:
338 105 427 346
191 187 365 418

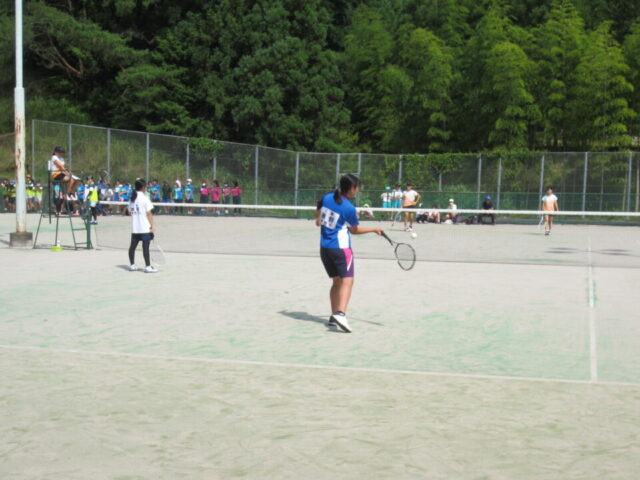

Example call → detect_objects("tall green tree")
570 22 635 149
531 0 586 149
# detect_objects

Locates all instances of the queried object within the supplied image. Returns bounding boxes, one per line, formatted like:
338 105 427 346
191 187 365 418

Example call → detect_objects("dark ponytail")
130 179 146 203
333 174 361 205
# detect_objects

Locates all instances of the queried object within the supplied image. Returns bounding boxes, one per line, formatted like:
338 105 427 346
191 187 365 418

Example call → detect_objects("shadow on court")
278 310 344 333
278 310 384 329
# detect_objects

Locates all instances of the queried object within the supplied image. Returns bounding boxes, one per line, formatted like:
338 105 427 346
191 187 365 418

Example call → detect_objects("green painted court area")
1 213 639 479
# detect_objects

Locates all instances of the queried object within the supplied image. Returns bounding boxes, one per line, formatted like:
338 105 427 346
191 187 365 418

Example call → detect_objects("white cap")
448 198 454 203
187 178 192 182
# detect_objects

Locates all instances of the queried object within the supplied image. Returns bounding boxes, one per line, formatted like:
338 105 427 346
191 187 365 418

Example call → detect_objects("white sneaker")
144 265 158 273
330 312 351 333
129 264 138 271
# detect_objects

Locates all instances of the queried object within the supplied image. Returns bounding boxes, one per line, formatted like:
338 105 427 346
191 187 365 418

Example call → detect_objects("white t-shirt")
403 189 419 204
392 189 403 201
48 154 64 173
541 194 558 211
448 203 458 211
381 191 392 203
128 192 154 234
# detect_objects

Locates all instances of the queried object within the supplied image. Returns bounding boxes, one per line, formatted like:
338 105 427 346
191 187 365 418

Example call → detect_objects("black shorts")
131 233 154 242
320 247 354 278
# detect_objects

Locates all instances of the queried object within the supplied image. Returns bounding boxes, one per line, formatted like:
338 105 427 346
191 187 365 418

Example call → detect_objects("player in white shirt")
402 183 421 231
541 186 559 235
127 179 157 273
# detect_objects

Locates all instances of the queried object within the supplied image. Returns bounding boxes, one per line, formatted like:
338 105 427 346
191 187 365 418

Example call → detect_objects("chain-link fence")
17 119 640 211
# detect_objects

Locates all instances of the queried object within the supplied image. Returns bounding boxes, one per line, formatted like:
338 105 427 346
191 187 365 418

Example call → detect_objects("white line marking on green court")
1 344 637 387
587 237 598 382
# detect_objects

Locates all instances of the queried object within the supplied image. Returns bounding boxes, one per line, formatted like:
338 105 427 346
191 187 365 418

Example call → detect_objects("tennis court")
1 211 639 479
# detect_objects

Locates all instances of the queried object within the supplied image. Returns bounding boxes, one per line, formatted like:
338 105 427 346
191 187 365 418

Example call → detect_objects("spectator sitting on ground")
428 205 441 223
443 213 454 224
359 203 375 219
416 203 428 223
447 198 459 224
478 195 496 225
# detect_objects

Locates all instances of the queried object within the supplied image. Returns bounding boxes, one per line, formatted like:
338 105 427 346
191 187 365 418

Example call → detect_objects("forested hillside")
2 0 640 153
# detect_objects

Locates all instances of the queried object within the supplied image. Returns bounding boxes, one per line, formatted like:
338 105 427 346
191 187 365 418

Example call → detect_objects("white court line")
587 237 598 381
1 344 637 388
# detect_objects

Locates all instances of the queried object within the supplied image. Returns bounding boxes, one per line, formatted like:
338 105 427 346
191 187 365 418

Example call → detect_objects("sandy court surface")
0 212 639 478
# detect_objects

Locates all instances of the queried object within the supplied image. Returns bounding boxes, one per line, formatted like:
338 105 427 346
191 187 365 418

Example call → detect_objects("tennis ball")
410 232 418 239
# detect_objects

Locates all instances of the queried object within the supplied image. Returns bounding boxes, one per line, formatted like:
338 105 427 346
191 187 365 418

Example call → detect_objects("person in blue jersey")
172 180 184 214
315 174 383 333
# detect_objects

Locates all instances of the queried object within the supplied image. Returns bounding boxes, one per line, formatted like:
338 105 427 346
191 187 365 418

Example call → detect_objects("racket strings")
395 243 416 270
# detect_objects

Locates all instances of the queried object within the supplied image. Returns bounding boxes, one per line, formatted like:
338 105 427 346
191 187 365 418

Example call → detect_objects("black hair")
233 181 239 187
130 179 146 203
546 185 554 191
333 174 361 205
213 180 219 187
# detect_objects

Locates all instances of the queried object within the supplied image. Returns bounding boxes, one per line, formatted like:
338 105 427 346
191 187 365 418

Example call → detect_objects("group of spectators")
377 185 497 225
1 176 45 213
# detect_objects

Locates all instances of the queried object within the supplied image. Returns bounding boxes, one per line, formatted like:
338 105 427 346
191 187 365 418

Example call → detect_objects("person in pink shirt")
232 181 242 213
211 180 222 216
199 181 210 215
222 183 232 214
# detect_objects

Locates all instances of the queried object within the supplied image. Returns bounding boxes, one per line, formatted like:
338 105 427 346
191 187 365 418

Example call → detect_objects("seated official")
48 146 81 194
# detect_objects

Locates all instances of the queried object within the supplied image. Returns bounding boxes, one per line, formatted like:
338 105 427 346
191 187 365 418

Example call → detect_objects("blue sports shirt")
319 192 359 249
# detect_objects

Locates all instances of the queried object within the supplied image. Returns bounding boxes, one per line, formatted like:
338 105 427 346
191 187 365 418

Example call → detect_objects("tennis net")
95 202 640 268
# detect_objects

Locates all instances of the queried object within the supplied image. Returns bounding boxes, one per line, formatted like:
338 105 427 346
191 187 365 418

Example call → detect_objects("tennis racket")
538 215 545 231
381 232 416 271
150 242 167 267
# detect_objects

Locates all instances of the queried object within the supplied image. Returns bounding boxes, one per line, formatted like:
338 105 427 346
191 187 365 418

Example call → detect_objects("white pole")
10 0 32 247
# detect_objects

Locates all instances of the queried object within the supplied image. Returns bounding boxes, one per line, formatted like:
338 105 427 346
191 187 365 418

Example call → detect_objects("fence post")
185 142 190 180
336 153 341 186
476 154 482 209
582 152 589 212
398 155 403 184
438 172 442 191
254 145 259 205
626 151 633 212
356 152 362 206
636 153 640 212
294 152 300 206
31 119 35 177
496 157 502 209
106 128 111 181
145 133 150 181
68 124 73 170
539 154 545 206
212 155 217 181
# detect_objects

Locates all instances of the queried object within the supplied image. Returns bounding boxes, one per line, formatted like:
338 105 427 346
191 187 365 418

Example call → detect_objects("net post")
496 157 502 209
294 152 300 206
106 128 111 180
145 133 150 181
68 123 73 170
476 153 482 209
582 152 589 212
626 151 632 212
254 145 259 205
